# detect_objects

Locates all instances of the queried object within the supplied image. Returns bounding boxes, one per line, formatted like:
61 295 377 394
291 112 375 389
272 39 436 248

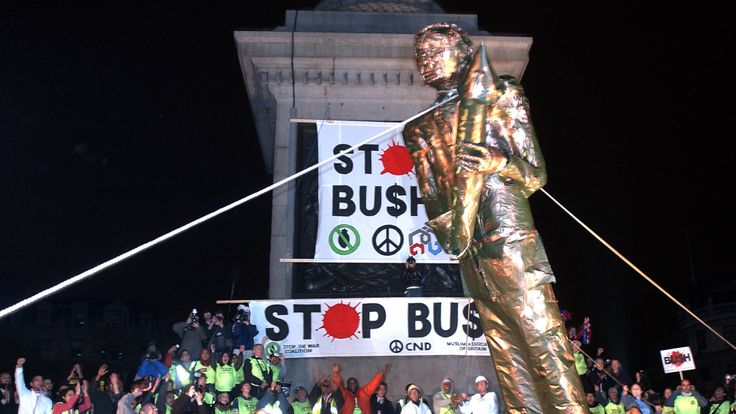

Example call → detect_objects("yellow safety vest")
312 396 339 414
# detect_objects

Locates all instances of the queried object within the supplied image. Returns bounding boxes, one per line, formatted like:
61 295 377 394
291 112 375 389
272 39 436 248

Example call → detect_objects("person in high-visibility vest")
290 386 311 414
664 379 707 414
214 393 233 414
169 350 196 393
331 363 388 414
214 352 238 395
661 388 674 414
596 386 625 414
309 378 344 414
703 386 730 414
232 383 259 414
586 392 605 414
193 348 216 391
231 354 246 390
245 345 272 398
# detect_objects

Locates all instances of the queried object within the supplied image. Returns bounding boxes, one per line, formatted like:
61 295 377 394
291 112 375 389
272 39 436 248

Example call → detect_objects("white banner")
659 346 696 373
314 120 450 261
249 297 488 358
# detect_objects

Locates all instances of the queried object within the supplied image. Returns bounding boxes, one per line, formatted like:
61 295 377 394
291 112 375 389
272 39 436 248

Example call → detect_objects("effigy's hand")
457 142 507 174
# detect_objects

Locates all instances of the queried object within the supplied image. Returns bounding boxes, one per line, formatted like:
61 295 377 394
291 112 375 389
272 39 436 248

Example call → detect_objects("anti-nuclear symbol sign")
328 224 361 255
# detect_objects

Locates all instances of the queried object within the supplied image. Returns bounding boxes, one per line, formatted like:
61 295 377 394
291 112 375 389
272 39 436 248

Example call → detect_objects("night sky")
2 1 735 387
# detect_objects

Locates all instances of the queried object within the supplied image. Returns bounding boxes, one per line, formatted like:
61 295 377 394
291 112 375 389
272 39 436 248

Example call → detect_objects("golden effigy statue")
403 22 589 414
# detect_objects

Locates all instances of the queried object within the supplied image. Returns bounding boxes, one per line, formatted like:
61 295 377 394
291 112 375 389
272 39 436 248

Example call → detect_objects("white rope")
541 188 736 351
0 96 458 320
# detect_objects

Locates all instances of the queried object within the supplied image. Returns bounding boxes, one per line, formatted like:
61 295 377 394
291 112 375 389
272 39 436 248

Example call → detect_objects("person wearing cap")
395 384 431 414
266 349 286 388
433 378 459 414
370 382 394 414
290 386 311 414
459 376 497 414
399 385 430 414
332 363 389 414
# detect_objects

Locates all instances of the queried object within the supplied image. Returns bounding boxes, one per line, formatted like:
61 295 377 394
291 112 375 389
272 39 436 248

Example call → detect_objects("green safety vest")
352 397 362 414
292 400 312 414
170 361 196 389
271 364 281 383
234 365 245 386
574 352 588 375
439 406 457 414
204 392 216 406
232 395 259 414
193 361 216 385
707 400 730 414
215 363 237 392
673 395 701 414
588 404 605 414
312 396 339 414
249 358 272 384
261 400 284 414
215 405 233 414
603 400 624 414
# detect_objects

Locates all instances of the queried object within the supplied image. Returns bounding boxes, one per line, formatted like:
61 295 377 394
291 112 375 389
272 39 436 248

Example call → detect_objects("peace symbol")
372 225 403 256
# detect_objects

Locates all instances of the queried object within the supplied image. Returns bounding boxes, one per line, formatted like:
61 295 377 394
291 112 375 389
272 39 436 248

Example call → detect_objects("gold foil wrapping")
405 23 589 414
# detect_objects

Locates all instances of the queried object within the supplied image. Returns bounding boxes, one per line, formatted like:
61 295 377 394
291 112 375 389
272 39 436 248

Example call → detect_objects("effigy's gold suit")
403 23 589 414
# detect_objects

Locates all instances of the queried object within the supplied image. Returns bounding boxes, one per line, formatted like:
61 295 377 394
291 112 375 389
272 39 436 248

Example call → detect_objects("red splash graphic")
669 351 686 367
317 301 360 341
380 141 414 176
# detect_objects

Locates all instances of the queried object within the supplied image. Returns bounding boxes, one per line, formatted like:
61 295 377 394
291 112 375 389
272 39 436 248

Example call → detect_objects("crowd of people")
2 306 735 414
571 340 736 414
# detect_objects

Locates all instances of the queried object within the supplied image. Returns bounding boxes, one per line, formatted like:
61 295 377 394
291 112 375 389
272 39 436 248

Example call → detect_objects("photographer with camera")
173 310 208 359
136 345 169 381
171 308 207 355
208 311 233 360
232 305 259 359
172 384 209 414
401 257 423 297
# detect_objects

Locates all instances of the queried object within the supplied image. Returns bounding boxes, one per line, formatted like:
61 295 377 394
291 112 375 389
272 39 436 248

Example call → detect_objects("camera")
235 305 250 322
191 308 199 324
145 351 160 360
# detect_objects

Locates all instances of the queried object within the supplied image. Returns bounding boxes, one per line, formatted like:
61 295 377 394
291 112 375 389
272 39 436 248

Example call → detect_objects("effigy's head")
415 22 474 91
